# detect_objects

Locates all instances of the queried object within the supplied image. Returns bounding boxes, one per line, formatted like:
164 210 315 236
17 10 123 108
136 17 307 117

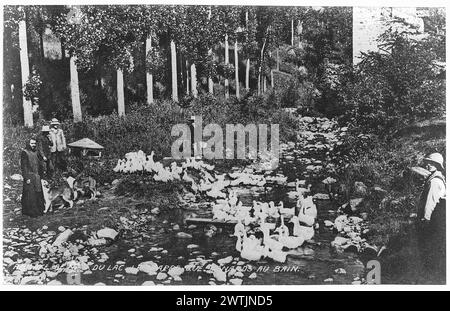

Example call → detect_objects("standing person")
49 118 67 172
416 152 446 277
21 137 45 217
37 125 54 179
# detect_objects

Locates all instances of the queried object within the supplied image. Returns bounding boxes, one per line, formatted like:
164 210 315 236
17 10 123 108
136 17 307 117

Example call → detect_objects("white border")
0 0 449 291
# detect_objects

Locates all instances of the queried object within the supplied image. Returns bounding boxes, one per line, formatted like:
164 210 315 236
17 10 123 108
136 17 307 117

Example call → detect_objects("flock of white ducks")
113 150 320 263
231 193 317 263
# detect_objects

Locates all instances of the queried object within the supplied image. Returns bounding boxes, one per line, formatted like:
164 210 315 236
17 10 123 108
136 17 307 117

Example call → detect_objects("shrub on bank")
336 128 446 247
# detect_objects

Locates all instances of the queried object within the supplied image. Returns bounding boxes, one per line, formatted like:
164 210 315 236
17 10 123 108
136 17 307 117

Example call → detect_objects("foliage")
23 67 43 103
341 29 445 135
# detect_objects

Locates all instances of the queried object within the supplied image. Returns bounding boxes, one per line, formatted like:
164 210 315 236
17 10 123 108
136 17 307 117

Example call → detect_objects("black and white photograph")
0 1 447 288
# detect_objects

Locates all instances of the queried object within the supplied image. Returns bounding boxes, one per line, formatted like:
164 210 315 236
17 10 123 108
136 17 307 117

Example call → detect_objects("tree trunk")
277 48 280 70
191 63 197 98
19 19 33 127
269 51 273 89
245 59 250 91
245 10 250 91
258 34 267 95
271 70 274 89
170 40 178 102
234 41 239 99
298 20 303 47
70 56 82 122
146 36 154 104
291 19 294 46
186 60 190 94
117 69 125 116
208 49 214 94
224 34 229 99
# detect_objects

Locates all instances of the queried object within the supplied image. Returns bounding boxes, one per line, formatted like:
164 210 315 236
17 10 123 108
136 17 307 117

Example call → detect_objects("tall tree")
18 13 33 127
69 56 82 122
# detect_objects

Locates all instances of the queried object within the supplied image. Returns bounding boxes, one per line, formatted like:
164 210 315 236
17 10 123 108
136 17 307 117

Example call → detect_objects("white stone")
217 256 233 265
138 261 159 275
332 236 349 247
52 229 73 247
125 267 139 275
97 228 118 240
177 232 193 239
156 272 168 280
142 281 156 286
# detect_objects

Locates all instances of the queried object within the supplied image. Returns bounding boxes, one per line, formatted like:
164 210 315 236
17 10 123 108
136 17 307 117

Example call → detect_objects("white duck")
263 245 287 263
234 219 245 237
113 159 124 172
261 224 283 252
276 225 305 249
267 201 280 218
182 171 195 184
240 234 264 261
297 195 317 218
170 162 182 180
290 216 315 240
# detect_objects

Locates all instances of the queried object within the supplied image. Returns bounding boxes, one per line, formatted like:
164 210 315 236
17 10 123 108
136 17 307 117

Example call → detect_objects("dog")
73 176 97 199
42 176 76 213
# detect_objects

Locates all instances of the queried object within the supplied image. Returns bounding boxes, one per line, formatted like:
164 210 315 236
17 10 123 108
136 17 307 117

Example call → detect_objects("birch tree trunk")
291 19 294 46
19 19 33 127
170 40 178 102
234 41 239 99
245 10 250 91
208 49 214 94
257 34 267 95
146 36 154 104
186 60 190 94
245 59 250 91
270 70 274 89
117 69 125 116
191 63 197 98
224 34 229 99
70 56 82 122
276 48 280 70
207 7 214 95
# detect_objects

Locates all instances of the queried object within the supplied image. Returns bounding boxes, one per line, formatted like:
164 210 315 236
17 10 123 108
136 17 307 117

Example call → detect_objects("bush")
340 30 445 135
335 126 445 247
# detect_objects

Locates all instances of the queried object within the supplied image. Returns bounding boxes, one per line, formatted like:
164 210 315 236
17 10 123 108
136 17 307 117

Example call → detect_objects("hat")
424 153 444 170
50 118 60 125
41 125 50 132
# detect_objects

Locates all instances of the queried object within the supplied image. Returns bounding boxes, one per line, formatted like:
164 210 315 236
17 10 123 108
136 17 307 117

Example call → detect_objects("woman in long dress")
21 138 45 217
